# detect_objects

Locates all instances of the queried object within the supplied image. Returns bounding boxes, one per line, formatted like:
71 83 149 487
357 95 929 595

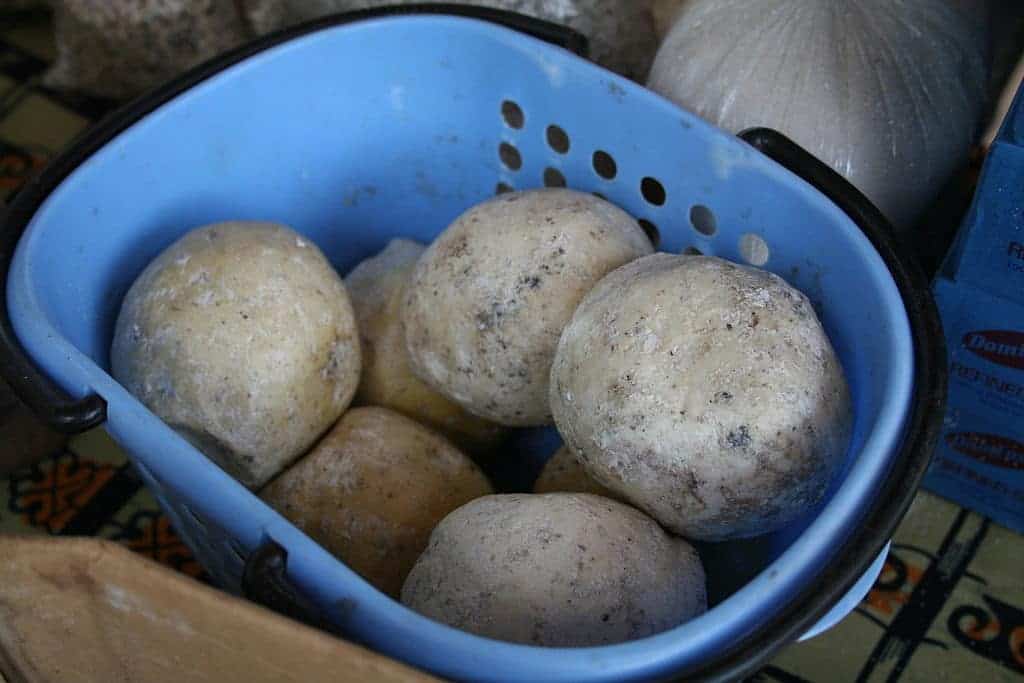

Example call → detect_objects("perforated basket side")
131 460 249 591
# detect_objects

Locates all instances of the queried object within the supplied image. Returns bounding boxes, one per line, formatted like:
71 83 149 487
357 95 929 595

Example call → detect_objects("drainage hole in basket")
690 204 717 236
592 150 617 179
638 219 660 248
739 233 770 266
182 505 208 533
543 167 566 188
641 177 666 206
501 100 524 129
683 246 703 256
546 125 570 154
499 142 522 171
496 181 515 195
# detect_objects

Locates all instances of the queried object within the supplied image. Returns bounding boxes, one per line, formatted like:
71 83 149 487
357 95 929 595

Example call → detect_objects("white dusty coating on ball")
111 221 361 489
402 189 654 426
400 493 706 646
549 254 852 541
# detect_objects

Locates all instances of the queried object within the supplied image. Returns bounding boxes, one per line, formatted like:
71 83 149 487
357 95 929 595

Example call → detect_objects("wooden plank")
0 536 441 683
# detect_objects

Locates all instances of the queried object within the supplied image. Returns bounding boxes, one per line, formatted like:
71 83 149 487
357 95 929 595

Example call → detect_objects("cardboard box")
926 278 1024 532
927 404 1024 531
924 80 1024 532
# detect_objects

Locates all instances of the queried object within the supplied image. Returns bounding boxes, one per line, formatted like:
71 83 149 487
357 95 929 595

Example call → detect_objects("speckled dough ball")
550 254 852 541
261 407 492 598
401 493 706 646
111 221 361 489
403 189 653 426
345 239 506 454
533 446 619 500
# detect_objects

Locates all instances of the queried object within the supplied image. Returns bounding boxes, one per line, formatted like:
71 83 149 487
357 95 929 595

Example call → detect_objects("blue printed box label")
948 351 1024 420
926 405 1024 532
934 278 1024 421
942 430 1024 471
961 329 1024 370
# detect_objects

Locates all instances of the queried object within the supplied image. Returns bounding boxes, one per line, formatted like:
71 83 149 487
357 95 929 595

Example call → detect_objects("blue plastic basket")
1 8 944 682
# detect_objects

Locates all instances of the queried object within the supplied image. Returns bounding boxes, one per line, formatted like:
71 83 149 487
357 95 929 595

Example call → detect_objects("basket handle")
0 204 107 433
242 540 327 629
738 127 899 243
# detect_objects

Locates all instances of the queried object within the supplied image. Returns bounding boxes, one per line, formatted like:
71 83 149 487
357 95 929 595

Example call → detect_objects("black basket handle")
242 541 328 629
0 203 107 433
0 4 586 435
739 128 899 242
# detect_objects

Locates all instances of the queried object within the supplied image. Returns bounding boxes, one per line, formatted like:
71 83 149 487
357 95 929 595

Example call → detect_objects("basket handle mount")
738 128 899 242
242 540 327 629
0 203 107 433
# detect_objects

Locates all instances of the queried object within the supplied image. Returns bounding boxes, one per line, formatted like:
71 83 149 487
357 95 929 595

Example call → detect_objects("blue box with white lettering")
927 278 1024 532
937 278 1024 421
926 208 1024 531
924 75 1024 531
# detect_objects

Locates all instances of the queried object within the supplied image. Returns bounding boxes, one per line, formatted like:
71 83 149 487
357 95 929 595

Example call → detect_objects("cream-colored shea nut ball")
261 407 492 598
403 189 653 426
533 446 620 500
111 221 361 489
401 493 706 646
550 254 852 541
